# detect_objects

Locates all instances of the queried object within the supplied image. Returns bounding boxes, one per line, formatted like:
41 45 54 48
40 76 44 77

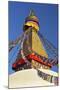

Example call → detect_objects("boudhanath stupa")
9 10 58 88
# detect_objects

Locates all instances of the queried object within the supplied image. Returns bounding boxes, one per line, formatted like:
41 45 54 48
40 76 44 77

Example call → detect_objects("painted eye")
23 25 31 31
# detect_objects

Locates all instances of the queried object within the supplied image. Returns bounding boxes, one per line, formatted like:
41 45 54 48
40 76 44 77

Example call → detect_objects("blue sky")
9 1 58 74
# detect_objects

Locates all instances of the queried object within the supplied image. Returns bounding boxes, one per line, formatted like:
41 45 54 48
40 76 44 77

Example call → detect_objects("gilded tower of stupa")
12 10 51 71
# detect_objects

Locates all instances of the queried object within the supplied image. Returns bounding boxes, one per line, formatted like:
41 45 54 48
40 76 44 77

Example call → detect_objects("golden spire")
23 9 39 31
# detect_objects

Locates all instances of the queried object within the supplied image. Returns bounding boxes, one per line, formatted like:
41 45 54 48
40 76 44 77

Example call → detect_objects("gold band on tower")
23 10 39 31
